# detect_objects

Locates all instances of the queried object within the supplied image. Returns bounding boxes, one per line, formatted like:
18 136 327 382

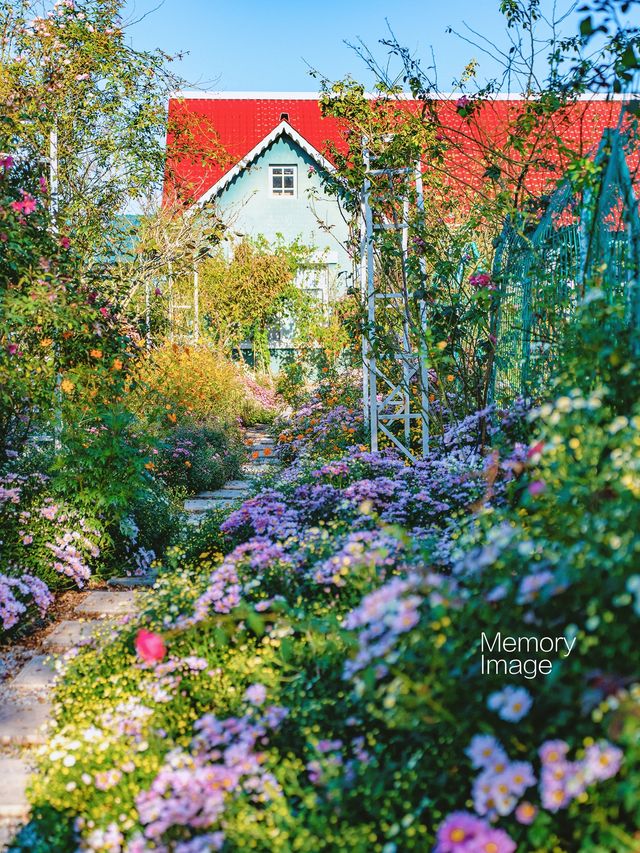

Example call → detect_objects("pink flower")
99 306 109 317
6 343 19 356
154 287 162 296
456 95 470 109
39 175 48 193
243 683 267 705
0 155 14 171
435 812 485 851
515 801 537 824
10 191 37 215
469 272 495 290
135 629 166 663
465 827 516 853
59 236 71 249
539 740 570 765
528 479 546 496
527 440 544 459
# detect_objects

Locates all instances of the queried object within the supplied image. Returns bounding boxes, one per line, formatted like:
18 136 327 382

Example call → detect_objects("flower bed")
13 370 640 852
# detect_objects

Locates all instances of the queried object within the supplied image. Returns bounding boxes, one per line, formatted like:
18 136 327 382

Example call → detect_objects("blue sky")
121 0 597 93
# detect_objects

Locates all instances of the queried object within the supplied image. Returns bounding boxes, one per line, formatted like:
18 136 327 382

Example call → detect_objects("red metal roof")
164 94 635 207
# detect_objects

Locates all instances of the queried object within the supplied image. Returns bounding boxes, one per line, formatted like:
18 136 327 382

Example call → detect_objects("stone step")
107 575 156 589
75 591 137 616
0 694 51 745
242 461 279 473
10 655 56 691
225 480 252 490
195 489 246 500
184 498 230 513
42 619 118 652
0 757 30 818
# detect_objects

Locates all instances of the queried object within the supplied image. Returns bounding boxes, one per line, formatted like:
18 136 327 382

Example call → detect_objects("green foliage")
191 236 318 370
0 0 182 258
154 422 244 495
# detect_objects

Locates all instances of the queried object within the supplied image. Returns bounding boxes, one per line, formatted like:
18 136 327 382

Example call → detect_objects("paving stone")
10 655 56 691
42 619 117 652
0 694 51 745
184 498 229 512
107 575 156 589
195 489 245 500
0 757 30 818
242 460 279 473
75 591 137 616
225 480 252 490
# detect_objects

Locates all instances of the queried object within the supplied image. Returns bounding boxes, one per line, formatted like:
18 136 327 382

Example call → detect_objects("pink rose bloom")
135 629 166 663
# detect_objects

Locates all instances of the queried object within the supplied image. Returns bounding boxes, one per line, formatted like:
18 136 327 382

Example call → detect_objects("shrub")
132 343 279 430
154 423 244 495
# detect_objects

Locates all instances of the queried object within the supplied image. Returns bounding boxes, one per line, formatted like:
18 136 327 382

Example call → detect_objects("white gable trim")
194 121 335 207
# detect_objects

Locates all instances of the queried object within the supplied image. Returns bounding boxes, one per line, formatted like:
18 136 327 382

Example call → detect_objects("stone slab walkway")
0 589 139 846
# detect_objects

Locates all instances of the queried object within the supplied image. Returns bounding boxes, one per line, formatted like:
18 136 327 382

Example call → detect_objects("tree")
185 236 318 371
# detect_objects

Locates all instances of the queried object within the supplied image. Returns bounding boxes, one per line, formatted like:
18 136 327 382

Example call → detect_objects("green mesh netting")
489 127 640 403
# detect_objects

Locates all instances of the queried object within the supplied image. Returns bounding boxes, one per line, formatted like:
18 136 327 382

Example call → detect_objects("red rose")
134 629 166 663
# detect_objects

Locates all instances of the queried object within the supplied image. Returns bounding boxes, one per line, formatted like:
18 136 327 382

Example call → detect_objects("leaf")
579 15 593 37
621 45 638 69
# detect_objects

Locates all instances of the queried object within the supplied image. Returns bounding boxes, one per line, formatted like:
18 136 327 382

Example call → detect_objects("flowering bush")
132 344 280 431
15 327 640 850
276 375 365 462
153 424 244 495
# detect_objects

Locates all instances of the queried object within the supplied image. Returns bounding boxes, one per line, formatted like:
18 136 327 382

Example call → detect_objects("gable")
195 121 334 206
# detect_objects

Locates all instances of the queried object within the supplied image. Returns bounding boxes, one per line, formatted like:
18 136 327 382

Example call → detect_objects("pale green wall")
215 134 351 299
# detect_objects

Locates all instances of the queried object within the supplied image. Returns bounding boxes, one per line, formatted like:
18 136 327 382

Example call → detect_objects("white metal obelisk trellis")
360 145 429 461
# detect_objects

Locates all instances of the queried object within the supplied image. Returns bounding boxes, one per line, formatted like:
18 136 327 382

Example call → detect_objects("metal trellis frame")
360 143 430 461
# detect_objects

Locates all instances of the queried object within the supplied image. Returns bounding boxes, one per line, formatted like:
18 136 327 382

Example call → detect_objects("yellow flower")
90 349 103 359
112 358 123 371
60 379 74 394
40 338 53 347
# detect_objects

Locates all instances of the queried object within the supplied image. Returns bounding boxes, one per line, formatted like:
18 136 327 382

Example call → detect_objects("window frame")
269 164 297 198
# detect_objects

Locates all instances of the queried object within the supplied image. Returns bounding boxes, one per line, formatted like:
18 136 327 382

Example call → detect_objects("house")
163 92 635 321
165 93 355 309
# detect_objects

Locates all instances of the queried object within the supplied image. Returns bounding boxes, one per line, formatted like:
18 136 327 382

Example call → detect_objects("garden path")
0 425 278 849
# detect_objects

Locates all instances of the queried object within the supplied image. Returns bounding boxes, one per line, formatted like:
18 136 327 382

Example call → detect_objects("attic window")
280 112 289 122
270 165 297 197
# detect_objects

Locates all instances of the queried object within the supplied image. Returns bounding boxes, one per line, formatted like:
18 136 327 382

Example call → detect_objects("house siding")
215 134 352 301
